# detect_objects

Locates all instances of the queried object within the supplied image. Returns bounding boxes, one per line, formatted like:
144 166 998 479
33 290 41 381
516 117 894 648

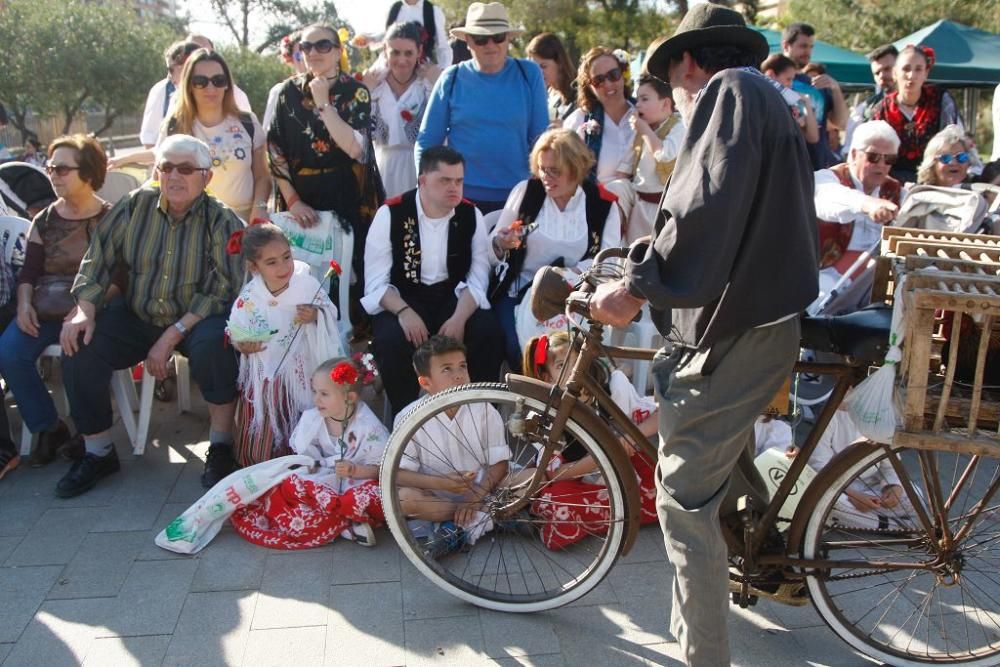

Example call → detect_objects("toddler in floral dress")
231 357 388 549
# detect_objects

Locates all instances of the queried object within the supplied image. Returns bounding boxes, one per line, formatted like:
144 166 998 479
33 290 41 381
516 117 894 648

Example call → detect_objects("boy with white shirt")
363 146 503 414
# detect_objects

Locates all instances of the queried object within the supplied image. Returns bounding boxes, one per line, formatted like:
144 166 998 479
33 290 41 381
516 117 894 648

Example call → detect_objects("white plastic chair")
482 209 503 234
0 215 30 268
610 304 662 395
97 171 141 206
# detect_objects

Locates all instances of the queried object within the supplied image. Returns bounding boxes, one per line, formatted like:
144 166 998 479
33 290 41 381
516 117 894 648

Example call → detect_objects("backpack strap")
423 1 437 57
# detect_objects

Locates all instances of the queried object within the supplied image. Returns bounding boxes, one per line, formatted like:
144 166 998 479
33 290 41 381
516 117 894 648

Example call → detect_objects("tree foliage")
204 0 351 53
218 46 291 115
0 0 175 140
784 0 1000 54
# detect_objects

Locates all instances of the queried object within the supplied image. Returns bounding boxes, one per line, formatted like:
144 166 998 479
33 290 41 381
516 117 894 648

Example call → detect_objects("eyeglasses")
470 33 507 46
862 151 898 165
158 162 208 176
45 164 80 177
590 67 623 87
538 166 562 179
299 39 338 54
936 151 970 165
191 74 229 89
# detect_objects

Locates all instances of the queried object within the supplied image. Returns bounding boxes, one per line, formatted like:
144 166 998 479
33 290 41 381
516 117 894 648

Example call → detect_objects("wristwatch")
173 321 188 337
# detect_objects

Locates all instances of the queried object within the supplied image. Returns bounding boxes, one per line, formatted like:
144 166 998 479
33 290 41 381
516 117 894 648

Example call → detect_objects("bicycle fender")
507 375 642 556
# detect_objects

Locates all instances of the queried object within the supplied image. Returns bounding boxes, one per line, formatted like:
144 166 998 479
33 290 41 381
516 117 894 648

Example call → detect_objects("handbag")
32 274 76 321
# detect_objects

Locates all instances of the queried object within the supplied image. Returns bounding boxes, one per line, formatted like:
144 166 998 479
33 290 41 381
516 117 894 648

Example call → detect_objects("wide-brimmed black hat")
644 3 768 80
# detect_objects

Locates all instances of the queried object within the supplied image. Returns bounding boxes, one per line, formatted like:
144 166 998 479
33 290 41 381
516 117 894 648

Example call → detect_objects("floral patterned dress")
231 403 388 550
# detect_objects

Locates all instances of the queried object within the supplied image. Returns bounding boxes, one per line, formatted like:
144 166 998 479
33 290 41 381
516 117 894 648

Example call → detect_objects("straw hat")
450 2 523 40
644 3 768 80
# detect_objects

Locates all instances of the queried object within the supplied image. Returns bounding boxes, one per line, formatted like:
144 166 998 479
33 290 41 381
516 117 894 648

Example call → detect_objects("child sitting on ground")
231 357 387 549
519 332 660 550
392 335 511 557
613 74 685 243
227 223 344 467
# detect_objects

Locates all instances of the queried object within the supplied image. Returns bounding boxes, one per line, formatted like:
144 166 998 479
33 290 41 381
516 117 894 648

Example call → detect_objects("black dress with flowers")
267 72 384 251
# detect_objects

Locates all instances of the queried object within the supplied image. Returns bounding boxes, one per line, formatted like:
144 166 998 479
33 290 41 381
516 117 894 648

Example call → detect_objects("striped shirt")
72 187 245 326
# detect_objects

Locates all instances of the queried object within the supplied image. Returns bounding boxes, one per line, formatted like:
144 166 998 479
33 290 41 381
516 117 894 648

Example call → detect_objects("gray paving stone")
404 615 486 666
479 609 560 659
161 590 256 667
329 528 400 585
111 458 182 502
0 565 62 643
400 559 480 621
607 562 673 645
486 655 566 667
97 558 198 637
136 502 192 562
190 530 267 592
91 497 166 533
325 582 405 667
0 641 11 663
1 597 113 666
81 635 171 667
546 604 649 665
243 625 326 666
252 551 334 630
0 536 21 563
46 531 146 600
785 625 875 666
565 575 619 608
636 642 685 666
618 526 667 564
0 498 49 538
5 506 101 566
166 460 211 504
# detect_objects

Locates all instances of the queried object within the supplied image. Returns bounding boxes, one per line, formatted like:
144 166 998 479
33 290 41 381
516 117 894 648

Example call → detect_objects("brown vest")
817 163 901 269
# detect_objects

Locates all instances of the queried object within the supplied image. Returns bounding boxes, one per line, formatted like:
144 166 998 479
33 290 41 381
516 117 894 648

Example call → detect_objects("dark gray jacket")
625 67 818 349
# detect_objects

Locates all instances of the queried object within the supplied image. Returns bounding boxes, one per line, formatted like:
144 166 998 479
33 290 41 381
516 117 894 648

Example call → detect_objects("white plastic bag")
846 276 907 443
155 454 315 554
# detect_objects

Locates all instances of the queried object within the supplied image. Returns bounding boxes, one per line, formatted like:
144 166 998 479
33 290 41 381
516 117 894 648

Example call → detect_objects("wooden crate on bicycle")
894 266 1000 454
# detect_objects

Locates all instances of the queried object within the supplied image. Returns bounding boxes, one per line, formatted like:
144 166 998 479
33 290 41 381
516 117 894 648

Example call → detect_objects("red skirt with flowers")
231 475 384 550
530 452 658 550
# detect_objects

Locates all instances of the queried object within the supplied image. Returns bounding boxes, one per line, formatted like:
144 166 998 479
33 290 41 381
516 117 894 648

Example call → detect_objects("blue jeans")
0 319 63 433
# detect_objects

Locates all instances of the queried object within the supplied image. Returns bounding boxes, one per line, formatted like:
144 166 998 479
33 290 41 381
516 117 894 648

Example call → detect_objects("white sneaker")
351 522 376 547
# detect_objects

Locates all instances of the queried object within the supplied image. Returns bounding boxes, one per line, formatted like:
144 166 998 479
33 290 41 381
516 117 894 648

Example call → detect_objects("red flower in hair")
331 362 359 386
400 109 414 122
354 72 364 82
226 229 245 255
533 334 549 370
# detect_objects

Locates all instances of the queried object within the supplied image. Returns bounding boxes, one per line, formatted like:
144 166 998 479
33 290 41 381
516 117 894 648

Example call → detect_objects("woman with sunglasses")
526 32 577 128
267 23 382 296
162 49 269 222
916 124 974 188
563 47 635 184
0 135 111 470
365 21 442 198
872 44 963 183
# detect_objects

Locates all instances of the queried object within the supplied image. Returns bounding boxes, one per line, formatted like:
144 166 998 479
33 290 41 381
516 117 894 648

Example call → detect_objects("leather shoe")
59 434 85 461
31 420 71 467
201 443 237 488
55 446 120 498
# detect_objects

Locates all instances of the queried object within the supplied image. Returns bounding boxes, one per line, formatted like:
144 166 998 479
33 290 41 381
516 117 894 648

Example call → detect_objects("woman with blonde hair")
489 128 621 366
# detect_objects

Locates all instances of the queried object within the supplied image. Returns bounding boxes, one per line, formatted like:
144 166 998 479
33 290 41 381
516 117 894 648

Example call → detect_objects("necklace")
388 70 416 89
266 281 290 306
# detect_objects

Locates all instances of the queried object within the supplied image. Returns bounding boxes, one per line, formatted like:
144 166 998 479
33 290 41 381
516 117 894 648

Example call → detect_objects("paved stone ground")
0 389 881 667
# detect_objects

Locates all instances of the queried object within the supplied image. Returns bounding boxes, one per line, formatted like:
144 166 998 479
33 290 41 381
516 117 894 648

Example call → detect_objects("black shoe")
31 419 71 467
201 444 237 488
55 446 120 498
58 433 85 461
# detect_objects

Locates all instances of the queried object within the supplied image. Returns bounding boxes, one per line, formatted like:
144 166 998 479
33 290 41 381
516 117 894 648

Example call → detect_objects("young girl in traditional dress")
521 332 660 550
227 223 344 467
231 357 388 549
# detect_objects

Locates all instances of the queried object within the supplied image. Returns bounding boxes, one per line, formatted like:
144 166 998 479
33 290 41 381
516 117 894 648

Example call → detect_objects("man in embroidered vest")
814 119 903 305
363 145 502 414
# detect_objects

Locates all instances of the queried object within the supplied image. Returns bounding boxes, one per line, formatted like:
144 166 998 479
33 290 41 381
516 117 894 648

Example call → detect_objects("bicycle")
378 249 1000 666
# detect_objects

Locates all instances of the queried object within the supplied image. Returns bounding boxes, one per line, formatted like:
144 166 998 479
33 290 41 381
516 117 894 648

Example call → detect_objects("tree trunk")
91 108 119 137
241 0 250 49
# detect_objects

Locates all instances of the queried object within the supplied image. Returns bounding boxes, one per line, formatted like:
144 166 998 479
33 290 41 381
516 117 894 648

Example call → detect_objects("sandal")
0 448 20 481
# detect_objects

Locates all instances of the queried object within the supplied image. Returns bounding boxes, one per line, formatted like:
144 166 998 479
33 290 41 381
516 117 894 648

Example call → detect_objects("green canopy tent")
752 26 873 89
892 20 1000 87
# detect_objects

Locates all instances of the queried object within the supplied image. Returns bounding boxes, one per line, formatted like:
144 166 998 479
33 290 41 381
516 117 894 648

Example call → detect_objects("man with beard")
588 4 818 664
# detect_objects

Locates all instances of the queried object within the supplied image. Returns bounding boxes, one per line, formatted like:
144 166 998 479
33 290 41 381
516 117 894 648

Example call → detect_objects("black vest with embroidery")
490 178 614 302
386 0 438 62
388 188 477 296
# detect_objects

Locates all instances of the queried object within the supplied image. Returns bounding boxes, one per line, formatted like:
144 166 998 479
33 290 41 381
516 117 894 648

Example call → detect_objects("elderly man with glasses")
415 2 549 213
814 119 904 303
56 135 245 498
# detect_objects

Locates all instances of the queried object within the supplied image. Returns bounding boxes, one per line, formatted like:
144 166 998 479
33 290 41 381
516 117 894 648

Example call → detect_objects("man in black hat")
589 3 818 664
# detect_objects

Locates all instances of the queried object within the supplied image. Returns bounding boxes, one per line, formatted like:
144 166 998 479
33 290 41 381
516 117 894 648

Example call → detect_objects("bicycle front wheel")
801 443 1000 666
380 383 629 613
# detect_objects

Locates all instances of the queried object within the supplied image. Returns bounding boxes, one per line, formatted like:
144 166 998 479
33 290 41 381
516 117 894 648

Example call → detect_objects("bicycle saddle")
799 304 892 364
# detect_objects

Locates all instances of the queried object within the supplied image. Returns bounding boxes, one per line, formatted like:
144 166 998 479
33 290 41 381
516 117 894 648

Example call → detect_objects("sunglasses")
470 33 507 46
158 162 208 176
45 164 80 177
936 151 970 165
538 166 562 179
191 74 229 89
862 151 898 165
590 67 623 87
300 39 338 54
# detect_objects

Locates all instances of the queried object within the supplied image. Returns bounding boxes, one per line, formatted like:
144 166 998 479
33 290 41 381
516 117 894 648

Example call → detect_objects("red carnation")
329 260 343 276
226 229 245 255
400 109 414 122
331 362 359 386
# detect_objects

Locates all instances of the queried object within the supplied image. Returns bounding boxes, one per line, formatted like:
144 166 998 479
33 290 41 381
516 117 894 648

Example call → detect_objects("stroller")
0 161 55 219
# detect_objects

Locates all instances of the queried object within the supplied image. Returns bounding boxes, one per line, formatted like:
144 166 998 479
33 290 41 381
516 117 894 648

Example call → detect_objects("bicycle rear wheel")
380 383 629 612
800 443 1000 665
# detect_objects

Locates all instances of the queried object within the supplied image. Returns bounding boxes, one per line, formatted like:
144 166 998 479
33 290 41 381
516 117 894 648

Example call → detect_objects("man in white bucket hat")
416 2 548 214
